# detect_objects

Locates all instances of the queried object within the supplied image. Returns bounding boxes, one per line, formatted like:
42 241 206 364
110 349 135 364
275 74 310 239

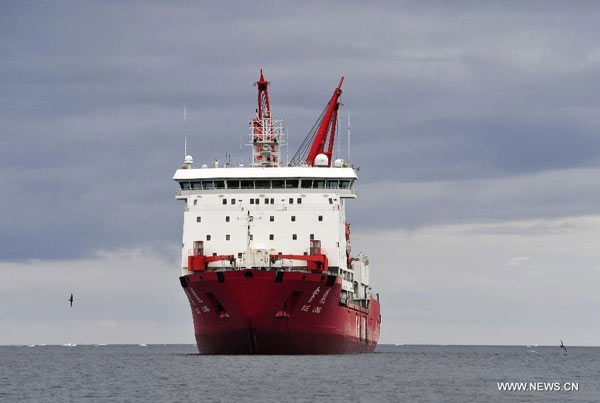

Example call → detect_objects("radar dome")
184 155 194 165
314 153 329 167
333 158 344 168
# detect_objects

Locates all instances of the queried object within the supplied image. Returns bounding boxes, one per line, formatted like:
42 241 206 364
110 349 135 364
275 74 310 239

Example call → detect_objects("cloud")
99 319 118 329
352 215 600 345
507 256 531 267
2 1 600 344
3 5 600 204
350 167 600 230
0 248 193 345
2 215 599 345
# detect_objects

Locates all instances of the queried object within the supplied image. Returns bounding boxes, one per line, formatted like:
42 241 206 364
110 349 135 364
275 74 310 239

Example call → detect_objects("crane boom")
305 77 344 166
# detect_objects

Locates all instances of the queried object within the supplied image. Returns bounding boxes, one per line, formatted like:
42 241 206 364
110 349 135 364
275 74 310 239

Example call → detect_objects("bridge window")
255 180 270 189
269 234 274 240
292 234 297 240
192 182 202 190
226 235 230 241
314 180 325 189
327 180 338 189
241 180 254 189
286 179 299 188
202 181 214 190
301 180 312 188
340 180 351 189
227 180 240 189
272 179 284 189
196 216 201 223
180 182 191 190
206 235 211 241
214 181 225 189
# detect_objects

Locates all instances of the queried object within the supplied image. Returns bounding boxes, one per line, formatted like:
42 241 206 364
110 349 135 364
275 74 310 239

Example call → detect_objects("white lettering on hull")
307 287 320 303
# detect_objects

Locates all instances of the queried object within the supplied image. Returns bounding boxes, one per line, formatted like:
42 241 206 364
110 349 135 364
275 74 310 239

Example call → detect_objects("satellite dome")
184 155 194 165
333 158 344 168
314 153 329 167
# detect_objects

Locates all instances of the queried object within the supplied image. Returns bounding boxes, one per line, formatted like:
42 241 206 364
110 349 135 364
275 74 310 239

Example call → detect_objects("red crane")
292 77 344 167
188 241 234 272
270 240 329 272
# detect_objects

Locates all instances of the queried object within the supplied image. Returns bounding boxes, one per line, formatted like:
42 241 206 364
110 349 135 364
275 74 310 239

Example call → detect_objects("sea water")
1 344 598 402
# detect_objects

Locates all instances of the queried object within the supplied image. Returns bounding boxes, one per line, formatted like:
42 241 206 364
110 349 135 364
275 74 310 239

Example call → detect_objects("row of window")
205 233 317 241
194 197 335 206
180 178 353 191
196 215 323 223
249 198 279 205
201 251 315 259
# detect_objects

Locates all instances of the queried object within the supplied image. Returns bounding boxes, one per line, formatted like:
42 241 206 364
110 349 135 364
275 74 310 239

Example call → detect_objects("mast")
347 110 350 162
184 104 188 158
250 70 285 167
254 69 272 140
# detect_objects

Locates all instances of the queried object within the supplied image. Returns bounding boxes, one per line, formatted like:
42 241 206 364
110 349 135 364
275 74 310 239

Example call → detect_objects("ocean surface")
1 344 598 402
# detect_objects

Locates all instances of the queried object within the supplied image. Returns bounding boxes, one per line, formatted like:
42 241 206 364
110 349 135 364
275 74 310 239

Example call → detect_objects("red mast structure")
252 69 272 142
290 77 344 167
305 77 344 166
250 70 284 167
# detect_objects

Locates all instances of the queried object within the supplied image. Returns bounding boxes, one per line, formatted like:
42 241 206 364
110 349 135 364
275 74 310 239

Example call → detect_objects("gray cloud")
353 217 600 345
0 248 191 344
350 167 600 230
3 1 600 345
1 3 599 255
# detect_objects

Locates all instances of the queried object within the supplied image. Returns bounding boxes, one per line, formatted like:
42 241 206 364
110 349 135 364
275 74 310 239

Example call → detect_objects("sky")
1 1 599 345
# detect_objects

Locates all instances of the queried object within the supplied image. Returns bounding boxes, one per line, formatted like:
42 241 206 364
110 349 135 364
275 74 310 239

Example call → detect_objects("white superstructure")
173 71 374 305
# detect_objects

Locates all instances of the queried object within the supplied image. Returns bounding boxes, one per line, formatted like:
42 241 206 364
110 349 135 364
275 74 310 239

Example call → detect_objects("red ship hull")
180 269 381 354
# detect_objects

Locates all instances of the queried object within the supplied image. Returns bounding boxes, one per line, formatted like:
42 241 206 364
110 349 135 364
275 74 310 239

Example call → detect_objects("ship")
174 71 381 354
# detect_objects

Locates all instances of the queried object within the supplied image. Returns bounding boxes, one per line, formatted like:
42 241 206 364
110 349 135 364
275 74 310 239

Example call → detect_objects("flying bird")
68 294 74 307
560 339 567 353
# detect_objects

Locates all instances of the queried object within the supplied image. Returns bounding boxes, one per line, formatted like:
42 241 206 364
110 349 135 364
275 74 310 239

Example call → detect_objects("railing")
176 188 356 198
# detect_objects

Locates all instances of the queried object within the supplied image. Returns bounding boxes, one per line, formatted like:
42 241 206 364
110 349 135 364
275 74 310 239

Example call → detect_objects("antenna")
336 112 341 161
184 104 188 158
347 110 351 162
